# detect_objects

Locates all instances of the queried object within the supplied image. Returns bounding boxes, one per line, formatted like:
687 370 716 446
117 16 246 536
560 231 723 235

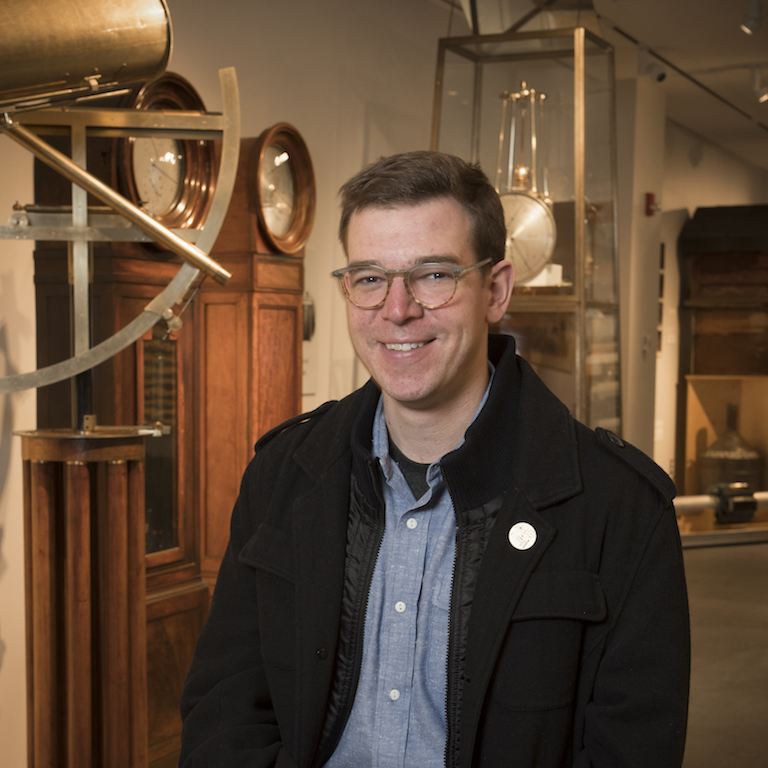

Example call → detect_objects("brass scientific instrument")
495 82 557 284
0 0 241 400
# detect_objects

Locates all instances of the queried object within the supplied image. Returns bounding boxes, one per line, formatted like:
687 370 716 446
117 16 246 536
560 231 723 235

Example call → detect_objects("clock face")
132 136 185 218
250 122 315 255
500 191 557 284
117 72 216 234
260 143 295 237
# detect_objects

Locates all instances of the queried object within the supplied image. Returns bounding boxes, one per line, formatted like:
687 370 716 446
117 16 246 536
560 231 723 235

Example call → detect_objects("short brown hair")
338 151 506 264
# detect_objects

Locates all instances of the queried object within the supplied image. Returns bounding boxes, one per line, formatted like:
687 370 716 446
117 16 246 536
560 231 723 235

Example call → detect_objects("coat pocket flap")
513 570 606 622
239 523 295 583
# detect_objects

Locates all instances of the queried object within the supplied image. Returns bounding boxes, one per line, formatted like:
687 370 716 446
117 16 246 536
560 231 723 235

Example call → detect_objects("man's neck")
382 373 490 464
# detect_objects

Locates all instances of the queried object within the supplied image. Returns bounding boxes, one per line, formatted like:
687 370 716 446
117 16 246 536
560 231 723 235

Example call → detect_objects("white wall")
0 1 469 762
615 75 667 455
664 120 768 214
164 0 469 411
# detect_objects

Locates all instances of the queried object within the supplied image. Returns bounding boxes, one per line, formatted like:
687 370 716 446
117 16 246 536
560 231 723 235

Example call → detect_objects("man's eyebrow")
347 254 462 268
413 254 461 265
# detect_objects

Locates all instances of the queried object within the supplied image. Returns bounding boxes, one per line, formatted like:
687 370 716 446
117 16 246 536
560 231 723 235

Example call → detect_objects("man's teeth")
386 342 425 351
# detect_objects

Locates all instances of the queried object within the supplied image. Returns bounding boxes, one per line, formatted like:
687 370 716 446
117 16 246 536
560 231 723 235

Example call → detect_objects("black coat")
179 334 690 767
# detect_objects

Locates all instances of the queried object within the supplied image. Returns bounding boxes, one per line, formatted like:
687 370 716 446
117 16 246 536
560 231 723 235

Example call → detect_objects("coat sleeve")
575 503 691 767
178 461 299 768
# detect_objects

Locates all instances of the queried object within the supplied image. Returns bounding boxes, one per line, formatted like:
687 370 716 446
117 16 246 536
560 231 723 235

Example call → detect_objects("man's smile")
385 341 427 351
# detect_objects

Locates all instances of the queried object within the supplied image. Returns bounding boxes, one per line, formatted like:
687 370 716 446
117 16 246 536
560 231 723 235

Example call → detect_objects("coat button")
316 648 328 660
607 430 625 448
508 522 537 550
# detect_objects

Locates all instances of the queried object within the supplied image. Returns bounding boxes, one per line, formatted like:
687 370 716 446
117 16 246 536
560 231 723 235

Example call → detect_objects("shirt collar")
372 362 496 471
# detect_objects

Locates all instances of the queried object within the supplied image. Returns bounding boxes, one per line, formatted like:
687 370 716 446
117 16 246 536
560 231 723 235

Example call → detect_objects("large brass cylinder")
0 0 172 109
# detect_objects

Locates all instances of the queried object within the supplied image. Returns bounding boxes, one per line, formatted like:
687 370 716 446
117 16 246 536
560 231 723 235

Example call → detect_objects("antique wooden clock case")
32 69 310 764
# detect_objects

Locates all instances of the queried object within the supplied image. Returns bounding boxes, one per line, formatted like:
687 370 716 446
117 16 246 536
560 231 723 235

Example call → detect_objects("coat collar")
294 334 583 512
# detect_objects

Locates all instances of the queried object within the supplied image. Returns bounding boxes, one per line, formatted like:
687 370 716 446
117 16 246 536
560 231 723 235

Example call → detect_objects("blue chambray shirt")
325 371 494 768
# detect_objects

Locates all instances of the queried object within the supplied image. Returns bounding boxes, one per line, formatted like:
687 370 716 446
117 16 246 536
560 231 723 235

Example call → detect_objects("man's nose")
380 275 422 321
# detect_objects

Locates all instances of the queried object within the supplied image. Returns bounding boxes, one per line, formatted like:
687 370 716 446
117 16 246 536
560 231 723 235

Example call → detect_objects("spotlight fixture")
741 0 766 34
638 46 667 83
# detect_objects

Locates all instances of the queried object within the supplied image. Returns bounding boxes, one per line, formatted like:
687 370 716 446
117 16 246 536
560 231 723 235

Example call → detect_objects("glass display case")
431 27 620 430
681 374 768 533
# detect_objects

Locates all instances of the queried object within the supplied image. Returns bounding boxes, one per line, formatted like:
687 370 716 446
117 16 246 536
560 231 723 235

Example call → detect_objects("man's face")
345 196 512 416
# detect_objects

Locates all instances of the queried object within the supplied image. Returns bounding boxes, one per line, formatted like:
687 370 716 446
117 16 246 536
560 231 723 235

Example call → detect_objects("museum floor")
681 539 768 767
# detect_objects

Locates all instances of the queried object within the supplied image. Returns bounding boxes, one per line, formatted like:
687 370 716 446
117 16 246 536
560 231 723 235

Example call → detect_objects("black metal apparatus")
699 403 763 498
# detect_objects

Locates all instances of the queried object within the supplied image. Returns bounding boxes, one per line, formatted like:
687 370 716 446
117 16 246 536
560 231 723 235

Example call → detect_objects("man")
179 151 690 767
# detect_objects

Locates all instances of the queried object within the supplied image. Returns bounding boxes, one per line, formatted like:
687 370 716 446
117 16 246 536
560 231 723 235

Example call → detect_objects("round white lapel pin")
508 522 537 551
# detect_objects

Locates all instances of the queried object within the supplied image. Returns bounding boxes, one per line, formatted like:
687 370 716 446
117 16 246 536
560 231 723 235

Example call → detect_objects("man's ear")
486 259 514 324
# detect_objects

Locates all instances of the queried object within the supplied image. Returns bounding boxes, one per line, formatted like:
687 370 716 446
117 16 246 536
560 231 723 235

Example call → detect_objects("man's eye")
351 271 385 287
415 267 453 282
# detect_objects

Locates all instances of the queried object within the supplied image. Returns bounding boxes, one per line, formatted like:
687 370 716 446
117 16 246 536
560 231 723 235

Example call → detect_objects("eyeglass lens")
342 264 457 308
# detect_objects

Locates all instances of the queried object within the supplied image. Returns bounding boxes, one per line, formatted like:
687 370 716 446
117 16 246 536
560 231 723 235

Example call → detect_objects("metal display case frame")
431 26 621 430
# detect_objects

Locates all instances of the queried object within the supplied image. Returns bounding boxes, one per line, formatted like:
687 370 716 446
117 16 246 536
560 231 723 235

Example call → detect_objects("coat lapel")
285 380 381 766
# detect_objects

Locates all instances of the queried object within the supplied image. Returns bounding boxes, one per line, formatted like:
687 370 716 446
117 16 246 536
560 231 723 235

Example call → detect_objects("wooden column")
21 430 148 768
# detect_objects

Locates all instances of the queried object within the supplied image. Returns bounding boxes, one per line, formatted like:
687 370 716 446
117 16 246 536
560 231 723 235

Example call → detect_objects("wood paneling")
197 272 303 591
22 434 147 768
253 294 302 437
198 293 250 579
146 585 207 765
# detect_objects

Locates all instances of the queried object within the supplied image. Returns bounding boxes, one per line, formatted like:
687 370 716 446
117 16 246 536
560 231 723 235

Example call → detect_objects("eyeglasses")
331 258 492 309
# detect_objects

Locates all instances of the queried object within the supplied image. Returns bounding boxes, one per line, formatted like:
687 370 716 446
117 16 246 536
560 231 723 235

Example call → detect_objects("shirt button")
395 601 406 613
406 517 417 530
389 689 401 701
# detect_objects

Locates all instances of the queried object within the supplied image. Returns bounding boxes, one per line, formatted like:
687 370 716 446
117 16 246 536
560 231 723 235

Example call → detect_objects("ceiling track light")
741 0 766 34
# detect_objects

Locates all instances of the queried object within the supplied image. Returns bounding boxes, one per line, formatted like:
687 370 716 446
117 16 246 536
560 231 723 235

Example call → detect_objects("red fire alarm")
645 192 661 217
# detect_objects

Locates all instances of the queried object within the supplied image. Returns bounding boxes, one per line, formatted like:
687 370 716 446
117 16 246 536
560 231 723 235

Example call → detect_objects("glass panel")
681 376 768 533
437 35 582 297
462 31 577 61
586 307 620 431
584 39 617 304
498 312 576 414
143 328 178 554
438 48 478 161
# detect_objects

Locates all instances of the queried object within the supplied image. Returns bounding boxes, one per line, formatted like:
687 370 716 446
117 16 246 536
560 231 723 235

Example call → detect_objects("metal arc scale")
0 67 241 394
